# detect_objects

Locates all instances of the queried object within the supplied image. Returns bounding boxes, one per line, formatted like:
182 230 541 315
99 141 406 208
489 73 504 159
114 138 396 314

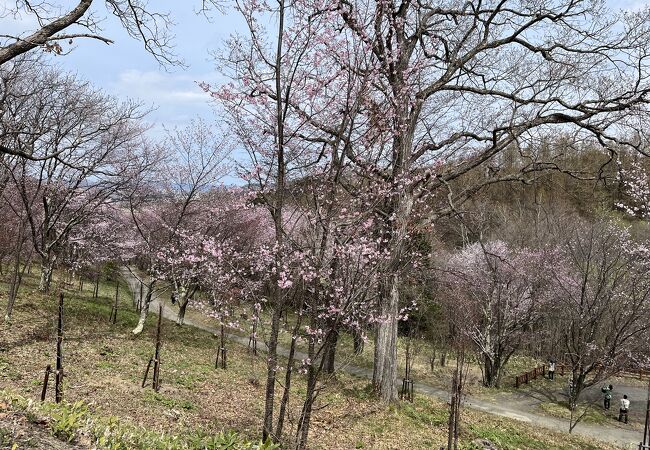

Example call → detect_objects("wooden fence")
514 363 648 388
514 364 567 388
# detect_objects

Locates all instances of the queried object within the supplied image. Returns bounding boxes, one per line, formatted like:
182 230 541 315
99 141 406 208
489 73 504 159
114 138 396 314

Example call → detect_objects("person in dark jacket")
601 384 613 410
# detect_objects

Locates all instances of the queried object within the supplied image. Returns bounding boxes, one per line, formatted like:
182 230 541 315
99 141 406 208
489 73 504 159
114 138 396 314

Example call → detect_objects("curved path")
120 268 642 449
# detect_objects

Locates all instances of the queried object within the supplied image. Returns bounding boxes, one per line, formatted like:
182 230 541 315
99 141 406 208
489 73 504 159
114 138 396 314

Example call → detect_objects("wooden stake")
110 281 119 324
142 304 163 391
248 318 258 356
55 293 64 403
138 281 143 313
400 378 414 402
152 303 163 391
142 358 153 388
40 364 51 401
216 324 227 369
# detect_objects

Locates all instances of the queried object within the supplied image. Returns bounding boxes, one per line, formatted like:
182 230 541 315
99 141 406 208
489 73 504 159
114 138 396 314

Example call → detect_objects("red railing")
514 363 648 388
514 364 567 388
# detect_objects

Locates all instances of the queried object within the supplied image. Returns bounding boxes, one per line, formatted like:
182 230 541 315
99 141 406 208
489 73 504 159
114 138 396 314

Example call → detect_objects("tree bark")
132 281 155 335
39 258 54 293
296 339 317 450
275 307 303 440
373 274 400 402
323 326 338 374
262 304 282 441
353 329 364 355
0 0 93 66
482 352 503 388
373 170 414 402
176 298 188 325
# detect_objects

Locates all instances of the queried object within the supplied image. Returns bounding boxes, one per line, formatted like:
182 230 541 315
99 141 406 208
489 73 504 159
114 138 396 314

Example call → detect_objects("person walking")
618 394 630 424
548 360 556 380
601 384 613 410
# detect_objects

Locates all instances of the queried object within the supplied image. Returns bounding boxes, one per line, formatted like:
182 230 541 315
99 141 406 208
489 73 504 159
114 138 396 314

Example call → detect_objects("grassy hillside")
0 269 621 449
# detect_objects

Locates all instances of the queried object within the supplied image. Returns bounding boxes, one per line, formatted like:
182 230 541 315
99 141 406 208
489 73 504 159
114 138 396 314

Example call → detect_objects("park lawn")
536 397 644 432
0 269 621 449
167 290 540 397
538 401 609 425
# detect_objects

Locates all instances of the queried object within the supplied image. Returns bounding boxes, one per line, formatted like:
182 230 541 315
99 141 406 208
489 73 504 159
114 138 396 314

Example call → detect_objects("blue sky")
1 0 648 137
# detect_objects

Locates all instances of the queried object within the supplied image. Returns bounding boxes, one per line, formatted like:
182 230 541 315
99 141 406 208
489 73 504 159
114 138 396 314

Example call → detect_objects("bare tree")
0 1 225 159
2 59 150 292
549 219 650 432
325 0 650 402
0 0 193 66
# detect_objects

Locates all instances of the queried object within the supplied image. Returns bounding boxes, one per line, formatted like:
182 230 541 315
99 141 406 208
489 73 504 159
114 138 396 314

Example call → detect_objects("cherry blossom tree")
548 219 650 431
616 157 650 218
59 204 132 287
210 0 650 403
1 59 150 293
155 189 267 325
204 0 319 438
441 240 550 387
126 119 231 334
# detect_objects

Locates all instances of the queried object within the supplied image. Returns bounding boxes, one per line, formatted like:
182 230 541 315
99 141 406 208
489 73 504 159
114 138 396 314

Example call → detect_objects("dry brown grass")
0 272 622 449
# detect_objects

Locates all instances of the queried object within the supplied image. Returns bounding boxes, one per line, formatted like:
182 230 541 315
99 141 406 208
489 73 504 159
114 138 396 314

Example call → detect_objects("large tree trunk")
483 355 496 388
373 275 400 402
323 325 338 374
176 297 189 325
262 304 282 441
372 152 414 401
482 352 503 388
132 281 155 335
39 258 54 293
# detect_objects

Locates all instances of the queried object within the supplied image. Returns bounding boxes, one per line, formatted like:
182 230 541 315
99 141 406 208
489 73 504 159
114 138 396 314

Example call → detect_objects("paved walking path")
121 268 643 449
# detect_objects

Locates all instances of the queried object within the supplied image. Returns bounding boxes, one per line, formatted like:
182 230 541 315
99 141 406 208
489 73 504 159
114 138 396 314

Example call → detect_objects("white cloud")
108 69 226 137
112 69 219 107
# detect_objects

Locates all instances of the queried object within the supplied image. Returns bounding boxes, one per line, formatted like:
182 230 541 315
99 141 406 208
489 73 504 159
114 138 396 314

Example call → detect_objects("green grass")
467 424 563 450
143 390 197 411
538 401 608 425
1 391 277 450
399 399 448 427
